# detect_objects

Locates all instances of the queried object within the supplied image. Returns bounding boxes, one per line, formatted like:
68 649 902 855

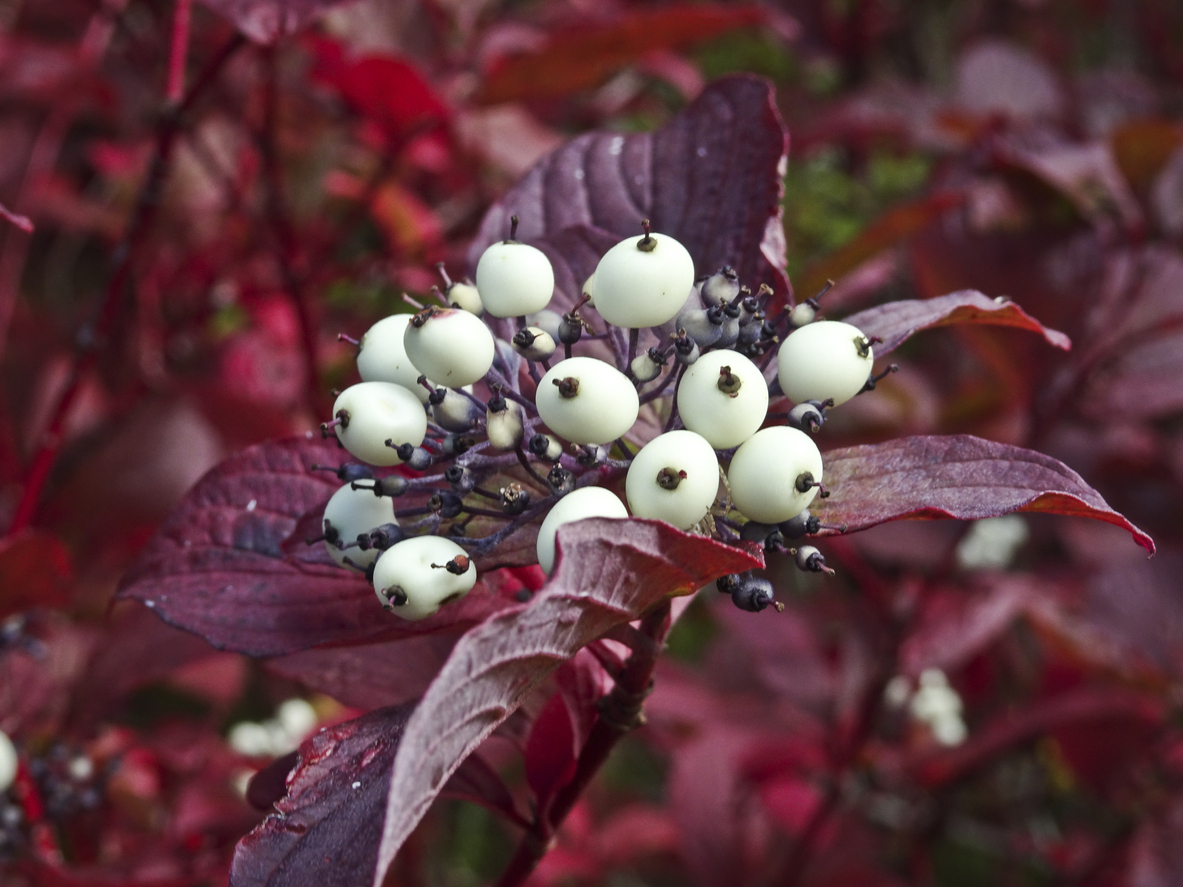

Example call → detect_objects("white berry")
331 382 428 466
777 320 874 407
403 307 496 388
322 482 397 568
0 729 16 793
591 227 695 328
486 399 525 451
372 536 477 620
727 426 823 523
356 314 431 403
536 356 639 445
676 349 769 449
536 487 628 574
446 281 483 314
626 430 719 530
475 241 555 318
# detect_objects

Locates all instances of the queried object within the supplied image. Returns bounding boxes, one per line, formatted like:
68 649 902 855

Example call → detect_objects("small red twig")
166 0 192 104
493 601 673 887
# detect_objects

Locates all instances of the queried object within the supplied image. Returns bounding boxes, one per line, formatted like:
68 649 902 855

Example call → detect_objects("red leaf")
372 518 763 883
310 42 451 145
524 693 579 810
899 581 1036 678
758 774 823 835
907 686 1163 788
813 435 1154 554
795 192 963 298
844 289 1071 356
198 0 352 43
67 603 221 731
230 704 414 887
668 728 758 887
117 437 514 656
468 75 791 304
477 5 768 104
555 649 613 746
0 529 72 620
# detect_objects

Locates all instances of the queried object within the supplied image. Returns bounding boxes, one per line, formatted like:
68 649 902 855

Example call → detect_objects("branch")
493 600 673 887
4 33 246 537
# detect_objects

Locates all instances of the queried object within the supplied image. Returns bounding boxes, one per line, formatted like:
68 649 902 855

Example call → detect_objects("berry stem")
636 218 656 252
514 446 550 488
661 364 688 433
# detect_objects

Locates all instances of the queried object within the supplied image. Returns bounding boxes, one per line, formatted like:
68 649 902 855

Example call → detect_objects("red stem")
5 34 245 537
493 601 673 887
166 0 192 104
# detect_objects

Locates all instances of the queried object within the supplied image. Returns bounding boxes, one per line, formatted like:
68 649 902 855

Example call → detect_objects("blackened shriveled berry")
716 573 741 594
389 442 432 471
528 433 562 461
731 576 775 612
357 522 401 551
740 522 776 544
431 491 464 519
444 465 475 493
443 434 475 457
547 465 575 496
351 475 410 498
673 332 700 365
501 483 530 515
313 463 374 483
780 509 821 539
788 399 833 434
701 266 739 305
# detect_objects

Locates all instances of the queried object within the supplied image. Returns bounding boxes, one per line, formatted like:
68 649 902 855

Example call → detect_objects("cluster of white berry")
317 217 895 619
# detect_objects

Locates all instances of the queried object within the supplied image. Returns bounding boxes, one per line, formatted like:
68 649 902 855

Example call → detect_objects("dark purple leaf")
468 75 791 303
198 0 353 43
264 630 471 710
813 435 1154 553
117 437 514 657
245 751 300 811
372 518 763 883
844 290 1071 356
230 704 414 887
